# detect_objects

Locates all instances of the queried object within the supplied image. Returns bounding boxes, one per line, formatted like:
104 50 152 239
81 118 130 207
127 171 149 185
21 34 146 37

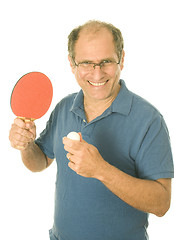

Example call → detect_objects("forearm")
63 137 171 216
97 162 170 217
20 142 48 172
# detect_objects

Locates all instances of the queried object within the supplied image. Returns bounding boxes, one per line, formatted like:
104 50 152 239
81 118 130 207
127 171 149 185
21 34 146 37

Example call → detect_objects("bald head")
68 20 124 62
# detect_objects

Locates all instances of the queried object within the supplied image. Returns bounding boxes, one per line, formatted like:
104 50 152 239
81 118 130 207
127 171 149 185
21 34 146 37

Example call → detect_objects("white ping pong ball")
67 132 80 141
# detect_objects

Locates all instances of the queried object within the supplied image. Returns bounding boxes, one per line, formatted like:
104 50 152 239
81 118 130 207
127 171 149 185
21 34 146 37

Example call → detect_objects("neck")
84 85 120 122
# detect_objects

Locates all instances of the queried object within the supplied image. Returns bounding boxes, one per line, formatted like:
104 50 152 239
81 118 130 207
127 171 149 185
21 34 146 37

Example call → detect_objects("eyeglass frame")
73 58 120 71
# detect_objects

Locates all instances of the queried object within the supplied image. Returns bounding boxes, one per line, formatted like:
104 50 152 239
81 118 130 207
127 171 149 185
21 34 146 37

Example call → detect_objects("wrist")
20 141 35 152
95 159 115 183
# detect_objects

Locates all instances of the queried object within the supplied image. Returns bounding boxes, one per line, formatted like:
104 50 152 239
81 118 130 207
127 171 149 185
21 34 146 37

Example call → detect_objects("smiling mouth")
88 80 109 86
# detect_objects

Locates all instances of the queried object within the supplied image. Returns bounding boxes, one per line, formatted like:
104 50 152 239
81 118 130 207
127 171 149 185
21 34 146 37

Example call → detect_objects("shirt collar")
111 79 133 116
70 79 133 117
70 90 85 119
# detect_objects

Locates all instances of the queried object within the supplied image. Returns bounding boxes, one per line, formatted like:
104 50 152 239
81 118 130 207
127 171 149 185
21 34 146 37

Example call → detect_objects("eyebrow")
78 57 116 64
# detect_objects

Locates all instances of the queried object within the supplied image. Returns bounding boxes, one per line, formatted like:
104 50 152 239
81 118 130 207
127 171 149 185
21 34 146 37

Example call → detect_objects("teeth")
88 81 107 86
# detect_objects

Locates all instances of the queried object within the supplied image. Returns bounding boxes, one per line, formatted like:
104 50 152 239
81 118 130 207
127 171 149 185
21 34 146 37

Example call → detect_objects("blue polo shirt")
35 80 174 240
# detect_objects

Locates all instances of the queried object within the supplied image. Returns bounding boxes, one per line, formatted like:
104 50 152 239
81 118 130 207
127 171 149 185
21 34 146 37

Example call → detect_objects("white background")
1 0 174 239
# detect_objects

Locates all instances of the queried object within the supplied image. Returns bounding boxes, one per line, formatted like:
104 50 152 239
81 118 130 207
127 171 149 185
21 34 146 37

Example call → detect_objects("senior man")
9 20 174 240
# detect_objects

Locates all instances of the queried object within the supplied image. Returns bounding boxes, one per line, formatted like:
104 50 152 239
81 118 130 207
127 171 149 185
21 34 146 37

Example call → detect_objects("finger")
14 131 34 143
11 143 25 150
10 131 33 147
68 161 75 171
14 117 26 128
25 122 36 138
14 118 36 135
66 153 75 163
16 146 25 150
62 137 73 147
25 120 35 130
14 125 35 140
14 118 36 139
66 152 71 161
63 137 83 150
64 144 79 155
10 138 29 150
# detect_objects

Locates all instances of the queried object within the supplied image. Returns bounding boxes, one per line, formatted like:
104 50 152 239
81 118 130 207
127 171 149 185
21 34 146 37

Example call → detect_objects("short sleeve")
135 115 174 180
35 109 56 159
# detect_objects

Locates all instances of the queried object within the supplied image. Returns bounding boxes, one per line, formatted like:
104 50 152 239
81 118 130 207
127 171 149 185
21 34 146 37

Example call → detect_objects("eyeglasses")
74 59 120 72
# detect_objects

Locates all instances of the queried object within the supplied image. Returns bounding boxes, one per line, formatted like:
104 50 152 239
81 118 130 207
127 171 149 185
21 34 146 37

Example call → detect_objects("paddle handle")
18 117 35 122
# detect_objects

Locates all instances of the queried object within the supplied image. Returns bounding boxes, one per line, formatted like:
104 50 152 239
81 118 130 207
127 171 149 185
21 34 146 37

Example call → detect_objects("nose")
90 65 105 80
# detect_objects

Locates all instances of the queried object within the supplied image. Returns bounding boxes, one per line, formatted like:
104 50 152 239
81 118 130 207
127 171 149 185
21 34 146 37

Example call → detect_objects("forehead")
74 28 116 60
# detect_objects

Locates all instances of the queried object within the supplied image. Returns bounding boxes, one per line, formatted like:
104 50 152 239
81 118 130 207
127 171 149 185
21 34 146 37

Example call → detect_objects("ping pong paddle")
10 72 53 121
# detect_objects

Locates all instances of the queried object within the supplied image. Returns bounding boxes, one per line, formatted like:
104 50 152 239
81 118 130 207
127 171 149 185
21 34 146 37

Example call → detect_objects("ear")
120 50 125 71
68 55 76 74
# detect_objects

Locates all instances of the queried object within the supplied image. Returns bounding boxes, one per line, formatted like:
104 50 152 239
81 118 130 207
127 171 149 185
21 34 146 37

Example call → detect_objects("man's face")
69 28 124 103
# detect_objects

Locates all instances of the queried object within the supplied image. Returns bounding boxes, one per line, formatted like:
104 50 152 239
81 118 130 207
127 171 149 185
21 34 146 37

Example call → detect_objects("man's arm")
63 136 172 217
9 118 54 172
97 163 171 217
20 142 54 172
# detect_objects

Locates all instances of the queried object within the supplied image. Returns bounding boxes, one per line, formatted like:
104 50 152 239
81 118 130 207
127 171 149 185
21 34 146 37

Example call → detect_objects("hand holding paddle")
9 118 36 150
